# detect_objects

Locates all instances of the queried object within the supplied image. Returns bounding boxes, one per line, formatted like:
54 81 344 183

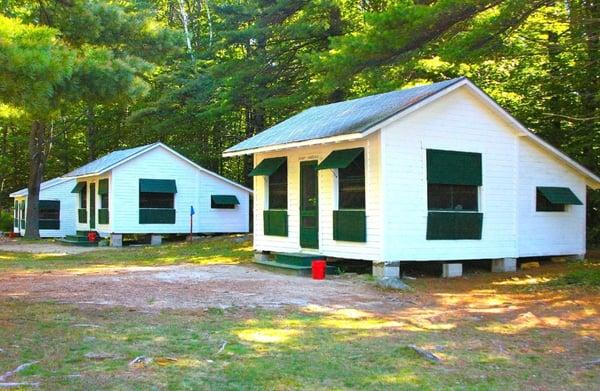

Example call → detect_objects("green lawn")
0 236 253 271
0 239 598 390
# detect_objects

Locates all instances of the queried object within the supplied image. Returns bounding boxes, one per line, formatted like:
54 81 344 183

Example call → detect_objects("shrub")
555 262 600 287
0 210 14 232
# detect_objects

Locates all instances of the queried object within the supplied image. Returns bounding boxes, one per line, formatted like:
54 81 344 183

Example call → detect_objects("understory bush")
0 210 13 232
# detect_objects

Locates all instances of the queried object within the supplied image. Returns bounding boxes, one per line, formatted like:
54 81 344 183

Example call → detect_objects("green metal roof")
537 187 582 205
225 78 464 154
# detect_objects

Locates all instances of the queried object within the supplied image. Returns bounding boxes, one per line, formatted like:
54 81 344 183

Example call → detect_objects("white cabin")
62 142 252 244
9 177 77 238
224 77 600 276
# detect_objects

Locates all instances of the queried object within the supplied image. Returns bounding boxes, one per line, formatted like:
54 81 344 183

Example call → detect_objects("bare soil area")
0 264 401 310
0 239 116 255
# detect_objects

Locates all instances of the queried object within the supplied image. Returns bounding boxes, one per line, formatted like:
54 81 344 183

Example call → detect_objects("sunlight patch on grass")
477 311 571 334
237 328 301 344
493 276 553 286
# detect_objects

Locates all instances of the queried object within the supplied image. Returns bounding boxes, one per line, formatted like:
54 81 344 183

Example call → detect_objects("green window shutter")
427 212 483 240
263 210 288 236
71 182 86 193
427 149 482 186
98 179 109 195
318 148 364 170
249 157 286 176
39 200 60 210
211 195 240 207
139 179 177 193
333 210 366 242
20 219 25 229
78 209 87 223
139 208 176 224
537 187 582 205
98 209 109 224
39 220 60 230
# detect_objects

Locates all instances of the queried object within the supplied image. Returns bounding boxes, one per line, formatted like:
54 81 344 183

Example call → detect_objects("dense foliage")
0 0 598 241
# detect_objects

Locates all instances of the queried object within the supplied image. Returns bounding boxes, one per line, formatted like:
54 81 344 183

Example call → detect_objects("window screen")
140 192 174 209
268 161 287 209
339 151 365 209
427 184 478 211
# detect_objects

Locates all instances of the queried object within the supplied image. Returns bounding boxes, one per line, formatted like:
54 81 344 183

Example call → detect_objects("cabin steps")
254 252 338 276
58 231 99 247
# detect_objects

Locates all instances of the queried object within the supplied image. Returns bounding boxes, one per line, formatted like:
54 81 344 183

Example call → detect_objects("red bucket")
87 232 97 242
311 260 326 280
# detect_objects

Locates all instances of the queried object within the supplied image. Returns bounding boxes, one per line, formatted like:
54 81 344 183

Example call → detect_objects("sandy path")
0 263 403 311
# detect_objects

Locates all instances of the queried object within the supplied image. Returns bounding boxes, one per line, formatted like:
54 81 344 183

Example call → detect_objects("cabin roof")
10 177 73 197
64 142 252 193
64 143 157 178
224 77 464 155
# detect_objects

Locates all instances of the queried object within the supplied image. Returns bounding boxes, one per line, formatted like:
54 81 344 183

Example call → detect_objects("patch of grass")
0 300 597 390
552 261 600 287
0 236 253 271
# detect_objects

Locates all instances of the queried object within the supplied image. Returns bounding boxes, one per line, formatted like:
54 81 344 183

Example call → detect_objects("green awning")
211 195 240 206
317 148 363 170
537 187 582 205
249 157 286 176
427 149 482 186
139 179 177 193
71 182 86 193
39 200 60 211
98 179 109 195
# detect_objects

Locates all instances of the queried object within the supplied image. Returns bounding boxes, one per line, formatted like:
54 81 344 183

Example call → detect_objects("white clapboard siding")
517 138 587 257
381 86 520 261
106 146 250 235
253 132 383 261
15 179 77 238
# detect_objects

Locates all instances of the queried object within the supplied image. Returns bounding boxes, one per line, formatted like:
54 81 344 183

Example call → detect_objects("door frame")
299 160 319 249
89 182 96 230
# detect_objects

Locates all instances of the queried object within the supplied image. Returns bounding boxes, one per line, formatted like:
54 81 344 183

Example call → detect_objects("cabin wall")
516 139 587 257
110 146 250 235
253 134 383 260
14 181 77 238
381 86 520 261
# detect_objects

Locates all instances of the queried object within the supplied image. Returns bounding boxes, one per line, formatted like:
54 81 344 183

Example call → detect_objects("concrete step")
274 252 326 267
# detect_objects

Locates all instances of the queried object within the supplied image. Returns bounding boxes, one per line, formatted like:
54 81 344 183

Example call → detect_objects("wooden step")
254 257 339 276
274 252 326 267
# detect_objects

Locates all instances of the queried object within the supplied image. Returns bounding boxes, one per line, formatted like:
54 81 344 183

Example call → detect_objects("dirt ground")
0 238 116 255
0 263 403 310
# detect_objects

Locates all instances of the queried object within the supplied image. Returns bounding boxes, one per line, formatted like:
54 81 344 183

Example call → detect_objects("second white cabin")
62 142 252 245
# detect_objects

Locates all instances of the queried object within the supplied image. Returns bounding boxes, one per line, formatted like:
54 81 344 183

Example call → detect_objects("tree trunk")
86 105 97 162
25 120 48 239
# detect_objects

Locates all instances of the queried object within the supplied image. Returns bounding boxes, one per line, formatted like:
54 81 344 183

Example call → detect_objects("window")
427 184 478 211
80 184 87 209
98 179 109 209
140 192 174 209
536 187 581 212
338 151 365 209
269 161 287 209
211 195 239 209
39 207 59 221
536 190 565 212
426 149 483 240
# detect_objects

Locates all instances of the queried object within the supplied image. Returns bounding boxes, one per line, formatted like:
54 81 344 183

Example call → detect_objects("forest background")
0 0 598 241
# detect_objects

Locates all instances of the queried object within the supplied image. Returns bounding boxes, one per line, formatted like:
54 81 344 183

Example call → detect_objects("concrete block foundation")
372 262 400 279
110 234 123 247
491 258 517 272
442 263 462 278
150 234 162 246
